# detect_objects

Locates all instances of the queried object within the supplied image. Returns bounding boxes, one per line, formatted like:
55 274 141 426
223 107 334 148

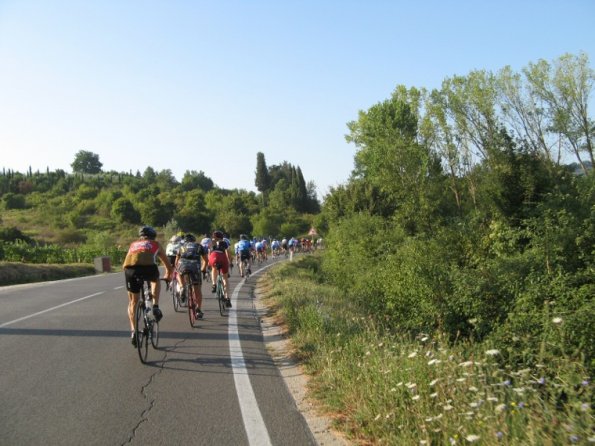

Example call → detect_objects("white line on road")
229 262 277 446
0 292 105 328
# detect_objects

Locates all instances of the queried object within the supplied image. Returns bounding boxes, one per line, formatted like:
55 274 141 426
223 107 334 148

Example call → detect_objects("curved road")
0 259 316 445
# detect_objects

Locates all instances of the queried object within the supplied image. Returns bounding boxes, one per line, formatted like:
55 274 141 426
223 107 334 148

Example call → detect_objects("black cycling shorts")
177 261 202 285
124 265 159 293
240 250 251 261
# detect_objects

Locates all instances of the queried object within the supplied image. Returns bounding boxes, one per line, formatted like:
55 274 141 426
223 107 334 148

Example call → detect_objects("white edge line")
229 263 277 446
0 292 104 328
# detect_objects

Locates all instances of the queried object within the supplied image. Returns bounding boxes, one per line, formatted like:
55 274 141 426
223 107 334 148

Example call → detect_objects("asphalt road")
0 259 316 446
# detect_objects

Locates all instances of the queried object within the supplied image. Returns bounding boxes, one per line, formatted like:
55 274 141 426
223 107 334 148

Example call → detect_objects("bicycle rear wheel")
217 279 226 316
186 283 197 327
171 280 182 312
134 300 148 363
150 319 159 349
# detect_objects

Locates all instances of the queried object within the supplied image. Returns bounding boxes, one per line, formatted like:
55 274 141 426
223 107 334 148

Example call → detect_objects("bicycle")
181 272 201 328
170 270 186 313
214 263 229 316
240 256 251 281
134 278 160 364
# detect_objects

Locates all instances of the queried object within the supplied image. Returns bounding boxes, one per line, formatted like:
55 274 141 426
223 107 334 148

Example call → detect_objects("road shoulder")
254 281 348 446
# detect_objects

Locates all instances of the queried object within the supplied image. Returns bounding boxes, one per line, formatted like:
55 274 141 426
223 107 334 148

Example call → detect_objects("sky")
1 1 594 200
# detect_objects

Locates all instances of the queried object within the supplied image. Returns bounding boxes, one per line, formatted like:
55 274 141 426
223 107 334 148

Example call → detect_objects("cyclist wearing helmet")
165 234 183 267
237 234 252 277
175 233 208 319
123 226 173 345
208 230 233 307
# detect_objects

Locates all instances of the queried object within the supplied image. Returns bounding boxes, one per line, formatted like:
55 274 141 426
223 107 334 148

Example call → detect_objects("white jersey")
166 241 182 256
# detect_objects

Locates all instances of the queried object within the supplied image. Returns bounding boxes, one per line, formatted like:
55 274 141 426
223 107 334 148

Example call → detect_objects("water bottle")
145 298 154 320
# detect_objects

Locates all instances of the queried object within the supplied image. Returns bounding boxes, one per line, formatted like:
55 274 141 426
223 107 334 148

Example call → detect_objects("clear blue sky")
1 1 593 199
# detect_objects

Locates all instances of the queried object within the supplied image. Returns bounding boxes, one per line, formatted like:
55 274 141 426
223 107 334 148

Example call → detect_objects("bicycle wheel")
150 319 159 349
186 283 197 327
217 278 226 316
171 279 181 312
134 300 148 363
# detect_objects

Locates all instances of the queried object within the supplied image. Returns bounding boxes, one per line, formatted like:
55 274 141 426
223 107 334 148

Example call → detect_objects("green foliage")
264 257 593 445
254 152 271 195
111 198 140 224
71 150 103 174
321 52 594 377
2 192 27 210
0 226 32 243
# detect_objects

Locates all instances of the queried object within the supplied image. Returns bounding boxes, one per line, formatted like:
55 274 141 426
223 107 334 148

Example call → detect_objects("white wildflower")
552 317 563 324
466 434 480 442
390 388 397 392
488 397 498 402
412 395 421 400
421 336 429 342
374 414 381 421
513 387 526 394
406 382 417 390
469 386 478 392
495 403 507 412
443 404 454 411
459 361 474 367
429 379 440 386
456 378 466 382
485 349 500 356
428 359 441 366
430 392 438 398
408 351 418 358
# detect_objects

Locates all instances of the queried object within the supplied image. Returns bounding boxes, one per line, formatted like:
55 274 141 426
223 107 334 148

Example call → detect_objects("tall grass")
262 256 594 445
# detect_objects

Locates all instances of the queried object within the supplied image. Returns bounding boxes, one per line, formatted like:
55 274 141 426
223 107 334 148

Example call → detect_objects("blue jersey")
238 239 251 252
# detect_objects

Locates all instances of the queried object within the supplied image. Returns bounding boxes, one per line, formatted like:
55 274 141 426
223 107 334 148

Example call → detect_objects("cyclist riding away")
176 233 208 319
208 230 233 307
165 234 183 268
237 234 252 277
123 226 173 346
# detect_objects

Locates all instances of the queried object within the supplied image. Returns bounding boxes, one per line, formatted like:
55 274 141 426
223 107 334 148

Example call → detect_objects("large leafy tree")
71 150 103 174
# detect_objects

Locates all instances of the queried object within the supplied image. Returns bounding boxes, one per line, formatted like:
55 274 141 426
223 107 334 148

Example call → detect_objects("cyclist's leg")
125 268 142 332
127 291 140 332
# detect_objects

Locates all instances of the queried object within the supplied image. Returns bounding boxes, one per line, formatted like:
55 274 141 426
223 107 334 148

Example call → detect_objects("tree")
181 170 215 192
71 150 103 174
255 152 271 204
524 52 594 174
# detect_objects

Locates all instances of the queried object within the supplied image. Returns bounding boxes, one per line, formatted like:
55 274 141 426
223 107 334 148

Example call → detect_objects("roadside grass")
260 256 594 445
0 262 96 286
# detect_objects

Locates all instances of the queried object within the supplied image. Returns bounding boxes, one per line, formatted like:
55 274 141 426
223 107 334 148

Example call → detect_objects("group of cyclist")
122 226 318 346
123 226 233 346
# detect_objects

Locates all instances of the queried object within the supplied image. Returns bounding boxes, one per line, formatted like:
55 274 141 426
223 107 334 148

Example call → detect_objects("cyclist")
237 234 252 277
208 230 233 307
123 226 173 346
254 239 264 263
261 238 269 261
271 239 280 257
176 233 208 319
165 234 183 269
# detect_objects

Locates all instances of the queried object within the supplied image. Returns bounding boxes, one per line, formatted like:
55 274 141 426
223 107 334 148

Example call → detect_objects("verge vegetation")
262 256 592 445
